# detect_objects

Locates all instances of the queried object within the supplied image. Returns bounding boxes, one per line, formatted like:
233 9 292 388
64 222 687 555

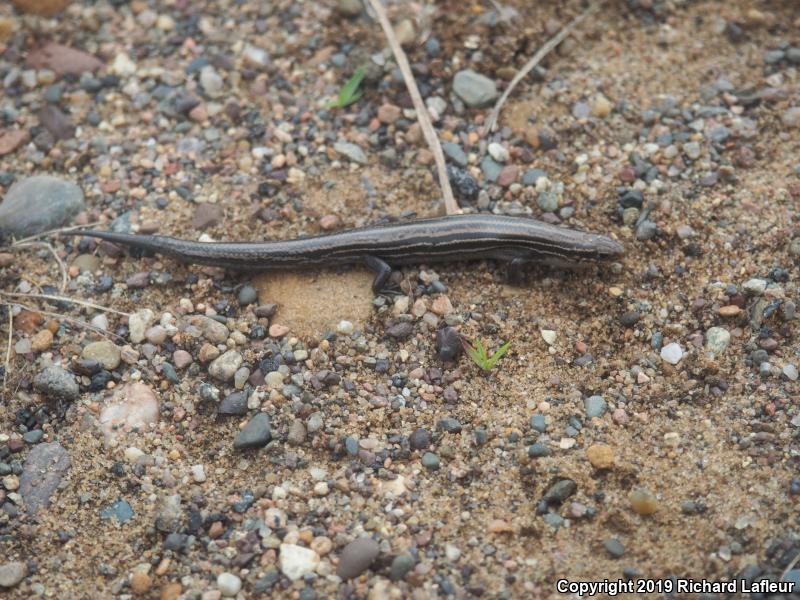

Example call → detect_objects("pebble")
442 142 467 167
233 413 271 450
705 327 731 355
218 392 248 416
783 364 799 381
421 452 440 470
269 324 290 338
190 315 229 343
487 142 509 163
30 330 53 352
742 278 767 295
26 42 102 76
782 107 800 128
81 340 121 370
336 0 362 16
543 479 577 504
452 69 498 107
336 537 379 579
208 350 243 381
128 309 154 344
130 571 152 595
377 104 401 124
586 444 615 469
584 395 607 419
333 141 368 165
629 488 659 515
191 464 206 483
287 420 307 445
216 573 241 597
660 342 684 365
100 383 159 441
0 562 26 588
279 544 320 581
200 66 224 98
603 538 625 558
0 176 85 238
238 285 258 306
34 365 79 401
390 554 415 581
191 203 223 230
409 428 431 450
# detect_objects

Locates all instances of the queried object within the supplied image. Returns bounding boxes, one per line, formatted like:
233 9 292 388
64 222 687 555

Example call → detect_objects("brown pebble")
208 521 225 539
0 253 13 267
191 203 224 230
130 571 152 595
269 324 289 338
160 583 182 600
431 295 453 316
718 305 741 317
586 444 615 470
0 130 30 156
629 488 659 515
11 0 71 15
496 165 519 187
319 214 340 231
26 42 103 76
30 330 53 352
377 103 401 124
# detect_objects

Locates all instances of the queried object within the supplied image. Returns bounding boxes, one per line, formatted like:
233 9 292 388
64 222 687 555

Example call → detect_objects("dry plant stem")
3 305 12 390
8 221 101 246
1 292 131 317
482 3 599 136
7 301 125 341
364 0 459 216
12 241 68 293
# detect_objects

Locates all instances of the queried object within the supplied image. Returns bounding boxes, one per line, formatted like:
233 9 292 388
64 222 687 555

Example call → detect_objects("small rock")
660 342 683 365
81 340 121 370
128 309 154 343
29 329 53 352
0 175 85 238
208 350 243 381
436 327 462 360
543 479 577 504
584 395 607 419
34 365 79 401
586 444 614 469
279 544 320 581
189 315 229 343
487 142 509 163
337 537 379 579
191 203 223 230
452 69 498 107
269 324 290 338
19 442 70 514
421 452 440 470
705 327 731 355
390 554 415 581
333 141 368 165
100 383 159 442
234 413 271 450
603 538 625 558
783 364 799 381
238 285 258 306
629 488 659 515
0 562 26 588
742 278 767 295
216 573 241 597
26 42 103 76
218 392 248 416
38 105 75 141
377 104 401 124
130 571 152 595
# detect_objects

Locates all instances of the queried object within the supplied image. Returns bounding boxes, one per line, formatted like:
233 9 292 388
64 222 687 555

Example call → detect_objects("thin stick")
3 305 12 390
12 241 68 294
1 292 131 317
364 0 459 216
8 222 101 246
781 550 800 582
6 301 125 341
482 3 599 137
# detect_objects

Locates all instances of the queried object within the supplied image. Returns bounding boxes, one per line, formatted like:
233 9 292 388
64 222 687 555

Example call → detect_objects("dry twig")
364 0 459 216
11 241 68 293
8 222 99 246
5 301 125 341
3 305 11 390
482 3 599 136
1 292 131 317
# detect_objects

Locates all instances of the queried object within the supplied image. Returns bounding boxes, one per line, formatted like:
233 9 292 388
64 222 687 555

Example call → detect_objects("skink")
69 214 624 292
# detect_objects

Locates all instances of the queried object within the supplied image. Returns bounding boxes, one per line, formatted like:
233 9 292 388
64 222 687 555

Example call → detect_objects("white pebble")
191 464 206 483
487 142 509 163
540 329 557 345
216 572 241 597
336 320 354 335
660 342 683 365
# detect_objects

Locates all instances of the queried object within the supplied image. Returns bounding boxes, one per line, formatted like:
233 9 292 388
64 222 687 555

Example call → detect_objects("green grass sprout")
463 338 511 371
326 67 366 109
